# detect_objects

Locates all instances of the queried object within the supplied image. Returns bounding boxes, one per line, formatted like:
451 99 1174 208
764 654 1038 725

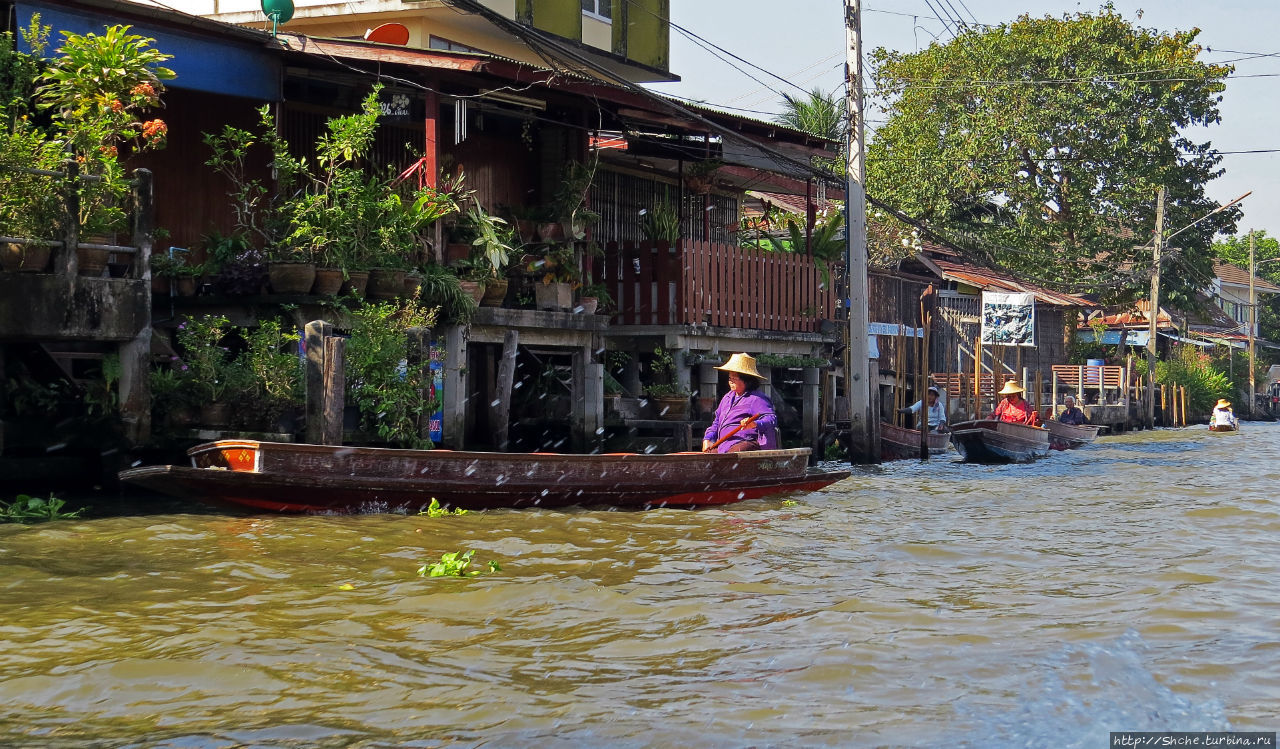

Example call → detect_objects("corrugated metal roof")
923 255 1092 307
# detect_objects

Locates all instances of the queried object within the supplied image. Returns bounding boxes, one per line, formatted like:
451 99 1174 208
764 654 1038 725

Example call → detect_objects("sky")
645 1 1280 244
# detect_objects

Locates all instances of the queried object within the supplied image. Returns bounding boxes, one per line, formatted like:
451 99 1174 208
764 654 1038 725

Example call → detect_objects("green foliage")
36 24 173 237
417 497 468 517
167 315 301 419
1139 344 1233 415
776 88 843 141
416 549 500 578
0 494 84 523
417 262 476 323
641 198 679 243
578 281 615 312
174 315 249 402
465 200 515 277
760 208 844 285
867 8 1236 303
644 345 688 398
344 299 440 448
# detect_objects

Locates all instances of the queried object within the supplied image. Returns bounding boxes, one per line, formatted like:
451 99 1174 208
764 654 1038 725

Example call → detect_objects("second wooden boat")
1208 423 1240 433
880 422 949 461
1044 421 1103 450
948 419 1051 463
118 440 852 513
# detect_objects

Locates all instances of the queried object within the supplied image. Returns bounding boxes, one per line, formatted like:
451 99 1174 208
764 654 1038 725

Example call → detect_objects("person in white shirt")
899 385 949 433
1209 398 1238 430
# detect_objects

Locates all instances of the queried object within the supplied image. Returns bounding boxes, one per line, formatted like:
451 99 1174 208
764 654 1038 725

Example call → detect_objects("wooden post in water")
321 335 345 445
1035 370 1043 421
1181 385 1188 425
973 336 982 419
494 330 518 451
305 320 334 444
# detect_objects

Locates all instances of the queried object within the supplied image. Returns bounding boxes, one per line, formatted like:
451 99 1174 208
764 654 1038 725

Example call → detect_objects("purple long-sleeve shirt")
703 389 778 453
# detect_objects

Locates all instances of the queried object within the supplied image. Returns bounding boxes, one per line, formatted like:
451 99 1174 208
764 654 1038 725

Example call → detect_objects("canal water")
2 424 1278 747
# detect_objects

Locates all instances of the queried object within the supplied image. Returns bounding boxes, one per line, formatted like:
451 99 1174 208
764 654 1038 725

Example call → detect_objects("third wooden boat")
948 419 1050 463
1044 421 1103 450
880 422 949 461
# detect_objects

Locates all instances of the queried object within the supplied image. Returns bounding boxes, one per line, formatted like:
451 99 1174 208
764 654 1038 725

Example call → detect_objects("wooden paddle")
706 413 762 452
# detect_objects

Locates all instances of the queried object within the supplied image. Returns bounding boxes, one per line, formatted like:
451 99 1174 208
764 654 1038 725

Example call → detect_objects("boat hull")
1208 424 1239 433
879 422 949 461
949 420 1050 463
1044 421 1102 450
119 441 851 512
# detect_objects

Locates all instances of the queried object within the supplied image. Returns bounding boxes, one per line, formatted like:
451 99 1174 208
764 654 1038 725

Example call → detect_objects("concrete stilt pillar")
803 366 820 457
443 324 469 449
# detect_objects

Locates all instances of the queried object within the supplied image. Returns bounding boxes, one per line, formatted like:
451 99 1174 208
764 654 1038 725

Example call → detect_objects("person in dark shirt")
1058 395 1088 425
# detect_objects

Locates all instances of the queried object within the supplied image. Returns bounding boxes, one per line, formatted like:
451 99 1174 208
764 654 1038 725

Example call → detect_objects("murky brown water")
2 424 1279 747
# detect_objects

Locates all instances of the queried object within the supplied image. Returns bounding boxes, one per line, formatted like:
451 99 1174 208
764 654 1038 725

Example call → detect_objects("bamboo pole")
1181 385 1188 426
974 336 982 419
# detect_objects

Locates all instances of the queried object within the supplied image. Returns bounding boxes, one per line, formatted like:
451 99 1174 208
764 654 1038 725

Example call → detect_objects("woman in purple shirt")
702 353 779 453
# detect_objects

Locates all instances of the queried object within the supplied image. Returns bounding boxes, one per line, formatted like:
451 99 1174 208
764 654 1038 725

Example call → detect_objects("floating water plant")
417 498 468 518
417 549 500 578
0 494 85 523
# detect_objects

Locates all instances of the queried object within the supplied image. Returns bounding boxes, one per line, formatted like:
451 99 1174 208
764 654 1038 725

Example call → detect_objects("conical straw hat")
998 381 1025 396
715 352 765 380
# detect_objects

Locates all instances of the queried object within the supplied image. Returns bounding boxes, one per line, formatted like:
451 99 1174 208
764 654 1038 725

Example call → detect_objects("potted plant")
550 160 598 241
417 262 476 323
644 345 691 420
36 24 173 270
465 200 515 306
173 314 253 428
0 124 64 273
526 244 580 311
683 159 722 195
577 281 615 316
642 198 680 244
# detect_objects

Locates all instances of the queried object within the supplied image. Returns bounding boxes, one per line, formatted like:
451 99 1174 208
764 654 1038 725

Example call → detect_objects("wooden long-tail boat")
879 422 949 461
118 440 851 513
1208 423 1240 433
1044 421 1103 450
948 420 1051 463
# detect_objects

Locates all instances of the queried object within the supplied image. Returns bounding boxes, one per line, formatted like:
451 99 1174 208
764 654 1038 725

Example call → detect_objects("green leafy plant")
37 24 173 238
641 199 680 243
416 549 499 578
0 494 84 523
525 244 581 287
644 345 688 398
417 262 476 323
578 281 615 313
417 497 468 517
465 200 515 278
345 299 440 448
173 314 252 403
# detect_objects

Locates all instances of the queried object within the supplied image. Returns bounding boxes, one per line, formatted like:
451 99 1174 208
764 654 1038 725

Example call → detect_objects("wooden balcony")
596 239 837 332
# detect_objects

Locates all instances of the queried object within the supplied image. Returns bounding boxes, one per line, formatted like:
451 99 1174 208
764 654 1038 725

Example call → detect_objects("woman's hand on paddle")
701 439 714 452
739 415 758 427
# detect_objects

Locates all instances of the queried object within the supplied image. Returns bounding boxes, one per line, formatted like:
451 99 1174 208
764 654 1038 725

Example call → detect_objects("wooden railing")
596 239 836 332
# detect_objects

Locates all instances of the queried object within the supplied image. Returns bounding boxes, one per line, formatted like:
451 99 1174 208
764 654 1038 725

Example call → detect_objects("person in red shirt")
991 381 1040 426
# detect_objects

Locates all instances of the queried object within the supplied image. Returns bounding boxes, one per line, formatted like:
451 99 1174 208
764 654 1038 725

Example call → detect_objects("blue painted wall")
17 2 281 102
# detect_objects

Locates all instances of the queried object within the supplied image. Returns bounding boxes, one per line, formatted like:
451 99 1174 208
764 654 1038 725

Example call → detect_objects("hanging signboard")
980 291 1036 347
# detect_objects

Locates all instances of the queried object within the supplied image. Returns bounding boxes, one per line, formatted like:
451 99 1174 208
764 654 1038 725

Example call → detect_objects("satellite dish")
261 0 294 37
364 23 410 45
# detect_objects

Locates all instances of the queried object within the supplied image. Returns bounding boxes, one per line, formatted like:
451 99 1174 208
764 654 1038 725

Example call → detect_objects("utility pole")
1146 186 1165 430
843 0 874 462
1249 231 1257 417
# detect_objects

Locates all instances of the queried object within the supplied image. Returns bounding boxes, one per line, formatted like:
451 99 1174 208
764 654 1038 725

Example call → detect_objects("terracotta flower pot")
402 272 423 299
1 242 51 273
480 278 508 307
312 267 345 296
458 280 485 304
176 277 197 297
76 246 111 277
367 268 406 300
268 262 317 294
341 270 369 298
577 296 598 315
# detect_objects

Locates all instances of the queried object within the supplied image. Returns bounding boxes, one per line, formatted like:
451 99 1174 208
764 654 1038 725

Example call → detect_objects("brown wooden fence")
597 239 836 332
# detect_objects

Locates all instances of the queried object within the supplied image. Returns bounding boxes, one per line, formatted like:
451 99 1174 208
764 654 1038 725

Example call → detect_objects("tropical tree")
776 88 843 141
866 6 1237 302
776 87 845 179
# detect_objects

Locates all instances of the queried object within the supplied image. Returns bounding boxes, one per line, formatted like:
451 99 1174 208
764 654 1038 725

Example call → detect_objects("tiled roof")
1213 262 1280 293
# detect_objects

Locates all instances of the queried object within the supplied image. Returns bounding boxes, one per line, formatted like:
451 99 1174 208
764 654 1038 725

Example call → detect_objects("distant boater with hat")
1209 398 1238 431
702 353 778 453
990 380 1040 426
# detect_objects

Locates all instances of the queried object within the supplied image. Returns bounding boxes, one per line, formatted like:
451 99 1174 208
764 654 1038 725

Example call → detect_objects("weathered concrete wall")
0 276 148 342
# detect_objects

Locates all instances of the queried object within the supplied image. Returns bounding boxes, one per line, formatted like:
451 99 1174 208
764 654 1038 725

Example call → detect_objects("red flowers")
142 119 167 141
